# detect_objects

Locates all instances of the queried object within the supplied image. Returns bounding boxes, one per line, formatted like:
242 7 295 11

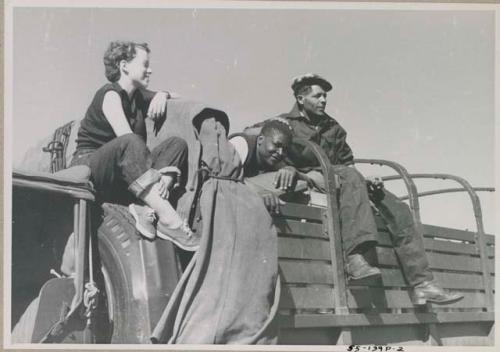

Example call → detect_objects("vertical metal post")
406 174 494 312
70 199 87 318
77 199 98 344
303 140 349 315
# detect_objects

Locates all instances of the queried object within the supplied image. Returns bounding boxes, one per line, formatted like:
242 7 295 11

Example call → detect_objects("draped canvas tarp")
148 100 280 344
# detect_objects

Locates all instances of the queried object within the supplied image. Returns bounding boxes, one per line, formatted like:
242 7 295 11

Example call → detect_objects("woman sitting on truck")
70 40 197 251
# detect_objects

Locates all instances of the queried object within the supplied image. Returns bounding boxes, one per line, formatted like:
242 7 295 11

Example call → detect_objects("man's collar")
287 103 303 119
287 103 335 126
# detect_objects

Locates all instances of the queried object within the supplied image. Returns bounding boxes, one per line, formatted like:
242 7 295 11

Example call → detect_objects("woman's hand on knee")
157 176 170 199
157 174 180 199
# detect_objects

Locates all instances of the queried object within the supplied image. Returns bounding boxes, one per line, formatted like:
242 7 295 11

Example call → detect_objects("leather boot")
410 280 464 305
346 253 381 280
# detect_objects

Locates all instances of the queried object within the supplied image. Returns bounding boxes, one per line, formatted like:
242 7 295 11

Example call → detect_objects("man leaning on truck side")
246 74 463 306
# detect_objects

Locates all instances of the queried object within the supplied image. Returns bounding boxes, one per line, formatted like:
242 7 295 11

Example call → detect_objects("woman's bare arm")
102 91 133 136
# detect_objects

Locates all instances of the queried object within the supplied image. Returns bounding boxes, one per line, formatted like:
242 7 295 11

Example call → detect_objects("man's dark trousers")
375 190 433 286
309 165 433 287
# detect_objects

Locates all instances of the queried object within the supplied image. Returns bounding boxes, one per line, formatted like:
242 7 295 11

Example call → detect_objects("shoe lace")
144 208 157 222
181 219 194 238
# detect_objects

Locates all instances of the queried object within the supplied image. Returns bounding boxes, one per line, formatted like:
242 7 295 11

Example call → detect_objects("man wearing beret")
246 74 463 305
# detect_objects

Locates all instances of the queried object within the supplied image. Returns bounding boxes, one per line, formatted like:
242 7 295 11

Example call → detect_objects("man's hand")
274 166 299 191
366 175 385 203
261 192 285 214
147 91 170 121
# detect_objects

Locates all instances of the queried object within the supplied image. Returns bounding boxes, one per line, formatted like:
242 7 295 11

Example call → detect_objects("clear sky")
10 5 495 233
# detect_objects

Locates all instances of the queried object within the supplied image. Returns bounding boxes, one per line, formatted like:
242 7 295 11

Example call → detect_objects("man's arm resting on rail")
273 164 314 191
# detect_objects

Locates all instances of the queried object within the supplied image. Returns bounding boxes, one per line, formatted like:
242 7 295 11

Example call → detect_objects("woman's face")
124 48 152 88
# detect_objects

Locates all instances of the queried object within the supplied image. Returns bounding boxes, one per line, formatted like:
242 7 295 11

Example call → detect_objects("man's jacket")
245 103 354 170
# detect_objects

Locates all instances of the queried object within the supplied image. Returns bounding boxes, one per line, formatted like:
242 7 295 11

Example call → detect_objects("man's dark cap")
291 73 332 95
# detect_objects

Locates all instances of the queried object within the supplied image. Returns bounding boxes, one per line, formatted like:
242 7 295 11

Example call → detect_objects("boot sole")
427 295 464 305
411 295 464 306
348 271 382 281
129 204 156 240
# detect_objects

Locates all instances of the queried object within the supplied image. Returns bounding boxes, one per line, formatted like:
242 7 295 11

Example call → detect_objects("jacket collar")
287 103 336 127
287 103 303 120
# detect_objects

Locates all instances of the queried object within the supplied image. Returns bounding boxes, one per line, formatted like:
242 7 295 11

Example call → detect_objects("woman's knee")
116 133 146 146
115 133 148 153
151 136 189 170
153 136 188 160
164 136 188 154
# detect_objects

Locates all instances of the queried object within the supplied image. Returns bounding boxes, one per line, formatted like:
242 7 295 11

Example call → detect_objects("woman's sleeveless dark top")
75 82 148 152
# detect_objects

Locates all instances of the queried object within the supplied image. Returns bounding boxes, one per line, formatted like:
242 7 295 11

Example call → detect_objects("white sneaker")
156 219 199 251
129 204 157 240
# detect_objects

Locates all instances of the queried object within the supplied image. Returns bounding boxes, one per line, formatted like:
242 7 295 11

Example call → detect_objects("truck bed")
274 202 495 345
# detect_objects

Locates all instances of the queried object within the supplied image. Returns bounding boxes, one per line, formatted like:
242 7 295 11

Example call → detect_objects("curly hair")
103 41 150 82
261 118 293 141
